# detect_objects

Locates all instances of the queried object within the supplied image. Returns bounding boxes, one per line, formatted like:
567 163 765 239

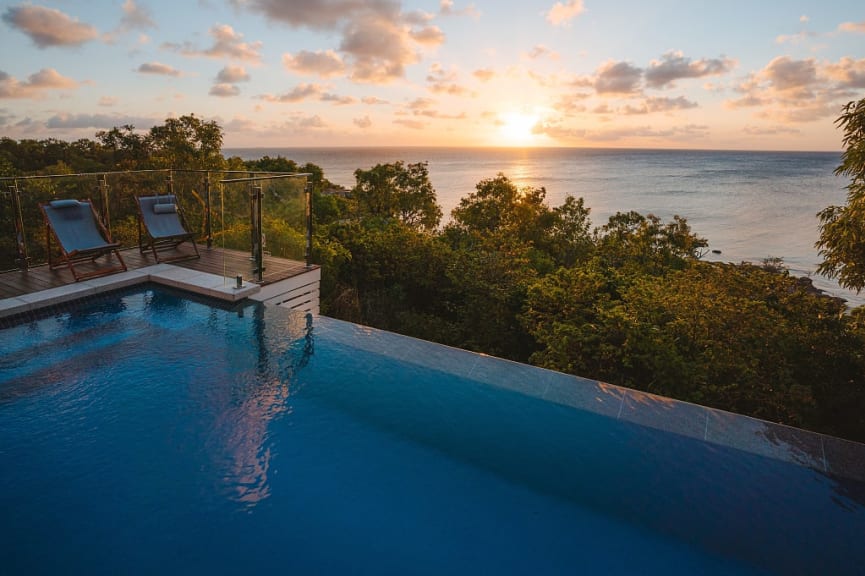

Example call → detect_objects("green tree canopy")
816 98 865 291
352 161 442 231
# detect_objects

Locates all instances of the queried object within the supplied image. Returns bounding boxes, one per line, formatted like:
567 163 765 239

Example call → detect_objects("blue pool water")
1 285 863 575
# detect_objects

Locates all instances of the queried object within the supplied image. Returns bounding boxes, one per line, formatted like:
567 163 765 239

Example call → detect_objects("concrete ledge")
0 265 261 319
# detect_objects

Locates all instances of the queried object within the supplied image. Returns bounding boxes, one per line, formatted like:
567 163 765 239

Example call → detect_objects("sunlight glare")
499 112 539 145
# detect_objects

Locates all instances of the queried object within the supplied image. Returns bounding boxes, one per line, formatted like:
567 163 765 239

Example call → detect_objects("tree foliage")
352 161 442 231
817 98 865 290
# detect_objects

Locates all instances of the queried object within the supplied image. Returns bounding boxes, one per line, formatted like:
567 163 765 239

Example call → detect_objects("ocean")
224 147 859 307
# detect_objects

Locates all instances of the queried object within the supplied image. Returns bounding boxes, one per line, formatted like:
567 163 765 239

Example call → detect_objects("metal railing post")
250 183 264 283
97 174 111 234
204 172 212 248
8 181 30 270
166 171 174 196
305 178 313 267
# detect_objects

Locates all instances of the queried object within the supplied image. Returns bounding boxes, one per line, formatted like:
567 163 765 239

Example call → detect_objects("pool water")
1 286 863 575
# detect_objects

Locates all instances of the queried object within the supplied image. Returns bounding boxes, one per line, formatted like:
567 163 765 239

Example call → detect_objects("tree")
352 161 442 231
816 97 865 291
147 114 224 170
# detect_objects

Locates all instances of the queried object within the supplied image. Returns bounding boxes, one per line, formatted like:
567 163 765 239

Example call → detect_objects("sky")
0 1 863 151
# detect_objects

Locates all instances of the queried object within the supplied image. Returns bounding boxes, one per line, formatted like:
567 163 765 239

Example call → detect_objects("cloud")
362 96 389 105
283 50 346 77
237 0 440 83
526 45 559 61
623 96 699 115
439 0 480 18
545 0 584 27
137 62 182 76
473 68 495 82
98 96 119 107
210 83 241 97
838 21 865 33
119 0 155 31
645 51 735 89
2 5 99 48
321 92 356 104
725 56 865 123
216 65 250 83
164 24 262 62
258 83 323 103
743 125 800 136
594 60 642 94
0 68 78 99
394 118 426 129
353 115 372 128
776 30 816 45
427 63 470 95
44 112 155 129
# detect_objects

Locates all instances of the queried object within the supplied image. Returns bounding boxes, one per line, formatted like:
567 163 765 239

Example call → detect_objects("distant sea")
224 147 860 307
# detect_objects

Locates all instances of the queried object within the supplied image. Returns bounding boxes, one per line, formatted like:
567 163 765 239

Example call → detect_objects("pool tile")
618 389 709 441
823 435 865 482
706 409 824 470
542 376 624 418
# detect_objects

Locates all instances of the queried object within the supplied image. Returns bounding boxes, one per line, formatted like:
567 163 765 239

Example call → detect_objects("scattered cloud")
210 83 241 97
394 117 427 129
800 15 809 23
98 96 119 107
776 30 816 45
439 0 480 18
545 0 584 27
119 0 156 31
427 63 470 95
321 92 356 104
164 24 262 63
259 83 323 103
838 21 865 34
623 96 699 115
743 124 800 136
726 56 865 123
0 68 78 99
2 5 98 48
473 68 495 82
354 115 372 128
526 45 559 61
237 0 442 83
645 51 735 89
44 112 155 129
216 65 251 84
137 62 182 76
594 61 642 94
283 50 346 78
361 96 389 105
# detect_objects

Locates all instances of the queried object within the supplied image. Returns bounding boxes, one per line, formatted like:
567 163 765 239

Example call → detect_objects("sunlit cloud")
623 96 699 115
439 0 480 18
427 63 470 95
362 96 389 105
645 51 735 89
283 50 346 77
98 96 119 107
259 83 324 103
2 5 99 48
526 45 559 61
210 83 241 97
321 92 356 104
44 112 155 129
594 61 642 94
216 65 251 84
726 56 865 123
743 124 800 135
354 115 372 128
0 68 78 99
163 24 262 63
838 21 865 33
237 0 441 83
394 117 427 129
137 62 182 76
545 0 584 27
120 0 156 30
473 68 495 82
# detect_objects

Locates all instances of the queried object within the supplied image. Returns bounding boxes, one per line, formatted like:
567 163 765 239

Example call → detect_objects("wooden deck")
0 244 311 300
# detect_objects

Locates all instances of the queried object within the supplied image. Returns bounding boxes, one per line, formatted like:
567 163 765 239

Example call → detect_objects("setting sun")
499 112 540 145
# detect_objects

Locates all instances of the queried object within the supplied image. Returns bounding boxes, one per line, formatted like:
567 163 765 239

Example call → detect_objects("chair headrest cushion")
153 203 177 214
49 199 81 209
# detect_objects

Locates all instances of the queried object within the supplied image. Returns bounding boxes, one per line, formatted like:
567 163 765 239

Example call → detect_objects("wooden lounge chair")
136 194 200 263
40 198 127 281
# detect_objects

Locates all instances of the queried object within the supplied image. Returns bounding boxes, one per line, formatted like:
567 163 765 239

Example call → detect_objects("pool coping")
316 316 865 483
0 264 260 320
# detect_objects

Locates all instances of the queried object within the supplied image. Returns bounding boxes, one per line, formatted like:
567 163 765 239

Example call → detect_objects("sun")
499 112 540 145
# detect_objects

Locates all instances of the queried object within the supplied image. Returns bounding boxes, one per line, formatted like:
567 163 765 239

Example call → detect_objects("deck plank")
0 244 311 300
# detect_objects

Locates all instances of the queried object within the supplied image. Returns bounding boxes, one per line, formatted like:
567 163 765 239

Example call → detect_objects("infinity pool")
1 285 863 575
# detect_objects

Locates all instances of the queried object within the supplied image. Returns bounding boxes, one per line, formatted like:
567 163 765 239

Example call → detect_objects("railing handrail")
0 168 307 184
